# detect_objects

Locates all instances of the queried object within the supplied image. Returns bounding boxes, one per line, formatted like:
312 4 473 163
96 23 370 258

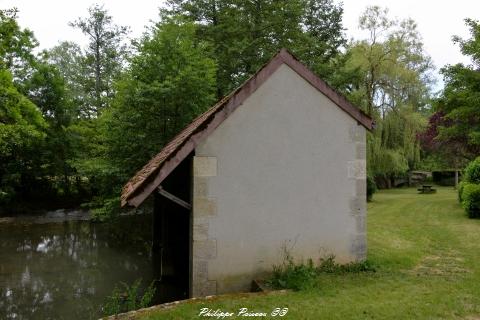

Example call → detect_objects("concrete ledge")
99 289 290 320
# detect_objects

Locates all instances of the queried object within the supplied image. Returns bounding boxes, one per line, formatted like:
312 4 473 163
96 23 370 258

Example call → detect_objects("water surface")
0 211 154 320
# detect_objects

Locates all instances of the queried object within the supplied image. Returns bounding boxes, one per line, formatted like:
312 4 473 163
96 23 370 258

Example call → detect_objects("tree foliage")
24 59 76 193
69 4 129 116
0 69 46 203
105 17 217 177
0 8 38 81
164 0 345 96
434 19 480 162
47 41 88 118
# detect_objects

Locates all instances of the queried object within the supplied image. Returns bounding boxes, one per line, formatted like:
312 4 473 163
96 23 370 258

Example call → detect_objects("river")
0 210 155 320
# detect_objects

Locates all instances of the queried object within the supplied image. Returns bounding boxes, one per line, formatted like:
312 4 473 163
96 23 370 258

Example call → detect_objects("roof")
121 48 374 207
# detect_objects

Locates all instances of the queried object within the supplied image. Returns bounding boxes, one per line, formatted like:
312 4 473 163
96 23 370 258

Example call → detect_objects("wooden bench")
417 185 436 194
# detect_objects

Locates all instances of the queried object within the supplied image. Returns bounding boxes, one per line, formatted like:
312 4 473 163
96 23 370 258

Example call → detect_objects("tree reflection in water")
0 213 154 320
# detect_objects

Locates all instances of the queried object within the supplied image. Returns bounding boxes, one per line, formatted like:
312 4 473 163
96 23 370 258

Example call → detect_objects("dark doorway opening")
152 153 192 303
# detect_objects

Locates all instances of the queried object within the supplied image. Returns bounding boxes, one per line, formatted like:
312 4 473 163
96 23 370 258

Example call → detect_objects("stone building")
121 49 374 301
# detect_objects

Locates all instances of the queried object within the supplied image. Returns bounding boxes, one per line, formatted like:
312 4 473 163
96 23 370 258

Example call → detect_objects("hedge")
461 182 480 219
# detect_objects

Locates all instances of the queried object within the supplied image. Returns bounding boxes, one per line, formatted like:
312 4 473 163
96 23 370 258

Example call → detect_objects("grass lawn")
138 187 480 319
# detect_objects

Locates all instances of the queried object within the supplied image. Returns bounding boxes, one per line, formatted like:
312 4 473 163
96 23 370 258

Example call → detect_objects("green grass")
139 187 480 319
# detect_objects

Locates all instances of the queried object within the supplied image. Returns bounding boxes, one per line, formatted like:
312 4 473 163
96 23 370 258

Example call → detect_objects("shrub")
367 175 377 202
461 183 480 219
464 157 480 184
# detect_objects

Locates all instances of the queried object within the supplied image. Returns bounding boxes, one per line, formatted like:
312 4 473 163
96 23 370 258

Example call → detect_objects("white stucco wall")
192 63 366 295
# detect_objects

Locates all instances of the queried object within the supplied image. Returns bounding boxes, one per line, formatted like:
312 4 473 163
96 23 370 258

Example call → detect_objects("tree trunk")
454 170 459 189
95 36 101 113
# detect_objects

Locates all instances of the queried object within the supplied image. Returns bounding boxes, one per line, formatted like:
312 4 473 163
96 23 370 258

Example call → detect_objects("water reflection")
0 214 153 320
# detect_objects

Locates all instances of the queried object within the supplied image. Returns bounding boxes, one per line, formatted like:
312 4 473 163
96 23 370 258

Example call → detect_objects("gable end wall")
192 64 366 296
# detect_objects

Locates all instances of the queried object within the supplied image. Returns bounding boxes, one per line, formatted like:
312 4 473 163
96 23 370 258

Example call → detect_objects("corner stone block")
348 160 367 179
192 280 217 297
356 143 367 160
193 239 217 259
355 178 367 197
349 124 366 142
193 197 217 217
350 234 367 260
193 177 209 197
349 197 366 216
194 156 217 177
355 215 366 234
193 222 209 241
193 259 208 280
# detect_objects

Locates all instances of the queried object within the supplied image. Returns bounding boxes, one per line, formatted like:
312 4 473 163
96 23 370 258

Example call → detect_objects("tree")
418 110 470 174
343 6 433 116
47 41 88 118
434 19 480 161
24 59 75 194
164 0 345 97
104 17 217 177
0 69 47 203
69 4 129 116
300 0 346 76
341 7 432 187
0 8 38 82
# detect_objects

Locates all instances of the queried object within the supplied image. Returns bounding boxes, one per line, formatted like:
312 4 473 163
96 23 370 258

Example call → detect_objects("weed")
102 279 156 316
268 251 375 291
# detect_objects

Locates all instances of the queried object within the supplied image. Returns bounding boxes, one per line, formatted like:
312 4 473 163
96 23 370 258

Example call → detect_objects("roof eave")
121 48 374 207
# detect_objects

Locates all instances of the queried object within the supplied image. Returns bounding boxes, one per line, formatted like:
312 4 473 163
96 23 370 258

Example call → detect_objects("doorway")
152 154 192 303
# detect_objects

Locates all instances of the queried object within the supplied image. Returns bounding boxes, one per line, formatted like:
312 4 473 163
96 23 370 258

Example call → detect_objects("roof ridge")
121 48 373 207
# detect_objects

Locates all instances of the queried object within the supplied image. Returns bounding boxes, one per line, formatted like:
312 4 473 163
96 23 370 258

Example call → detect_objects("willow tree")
343 6 432 187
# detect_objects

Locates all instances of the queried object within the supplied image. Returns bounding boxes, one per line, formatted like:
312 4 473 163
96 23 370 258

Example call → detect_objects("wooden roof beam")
157 186 192 210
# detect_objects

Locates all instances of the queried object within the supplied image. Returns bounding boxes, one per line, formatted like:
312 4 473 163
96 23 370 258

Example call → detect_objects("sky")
1 0 478 89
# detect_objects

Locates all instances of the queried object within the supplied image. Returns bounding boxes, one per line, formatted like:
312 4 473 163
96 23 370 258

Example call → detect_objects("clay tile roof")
121 48 374 208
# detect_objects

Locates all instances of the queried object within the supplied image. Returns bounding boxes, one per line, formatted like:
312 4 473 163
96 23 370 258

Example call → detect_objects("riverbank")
0 208 91 224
